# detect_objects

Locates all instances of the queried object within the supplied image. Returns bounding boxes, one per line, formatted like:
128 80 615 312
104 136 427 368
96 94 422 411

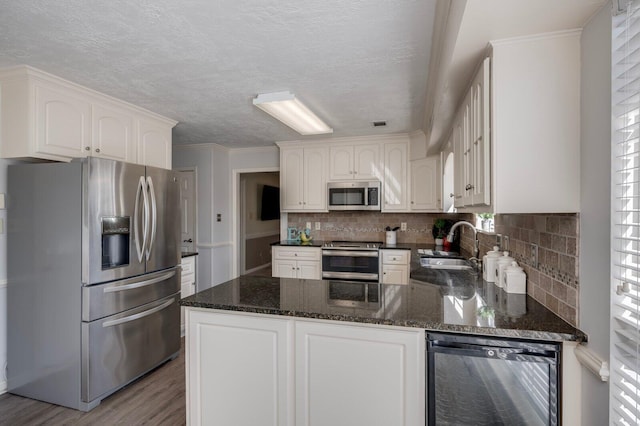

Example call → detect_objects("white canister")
483 246 502 282
495 251 515 288
503 261 527 294
386 231 397 245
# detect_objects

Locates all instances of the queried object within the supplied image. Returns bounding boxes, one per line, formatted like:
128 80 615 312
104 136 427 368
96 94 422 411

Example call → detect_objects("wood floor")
0 339 186 425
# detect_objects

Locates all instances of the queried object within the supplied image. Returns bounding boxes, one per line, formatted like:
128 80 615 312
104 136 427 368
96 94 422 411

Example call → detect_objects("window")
612 1 640 423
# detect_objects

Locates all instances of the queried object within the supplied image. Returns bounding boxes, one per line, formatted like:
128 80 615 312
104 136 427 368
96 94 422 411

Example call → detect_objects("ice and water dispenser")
101 216 130 269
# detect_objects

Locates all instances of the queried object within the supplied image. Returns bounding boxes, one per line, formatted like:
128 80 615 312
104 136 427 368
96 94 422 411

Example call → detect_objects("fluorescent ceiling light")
253 91 333 135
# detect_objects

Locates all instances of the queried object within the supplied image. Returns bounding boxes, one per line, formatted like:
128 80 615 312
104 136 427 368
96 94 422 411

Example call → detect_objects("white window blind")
613 1 640 424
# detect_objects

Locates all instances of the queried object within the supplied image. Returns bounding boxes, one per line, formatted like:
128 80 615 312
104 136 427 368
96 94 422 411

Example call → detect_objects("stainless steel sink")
419 257 474 270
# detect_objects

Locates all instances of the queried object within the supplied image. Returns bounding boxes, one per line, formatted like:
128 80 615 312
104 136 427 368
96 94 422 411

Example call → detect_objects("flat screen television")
260 185 280 221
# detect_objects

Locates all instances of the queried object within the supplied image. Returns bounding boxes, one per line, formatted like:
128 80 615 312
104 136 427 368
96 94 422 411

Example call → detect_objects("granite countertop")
272 240 326 247
181 270 585 343
181 251 199 258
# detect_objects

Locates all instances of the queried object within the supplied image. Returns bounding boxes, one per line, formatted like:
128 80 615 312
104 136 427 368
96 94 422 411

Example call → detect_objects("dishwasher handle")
428 341 558 363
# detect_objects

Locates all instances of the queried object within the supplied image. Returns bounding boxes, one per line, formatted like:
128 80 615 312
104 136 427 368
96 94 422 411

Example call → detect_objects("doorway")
238 171 280 275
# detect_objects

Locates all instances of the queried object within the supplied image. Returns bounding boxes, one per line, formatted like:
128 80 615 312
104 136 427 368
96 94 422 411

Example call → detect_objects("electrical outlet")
315 222 321 230
503 235 510 251
306 222 311 230
216 213 221 222
401 222 407 231
531 243 539 268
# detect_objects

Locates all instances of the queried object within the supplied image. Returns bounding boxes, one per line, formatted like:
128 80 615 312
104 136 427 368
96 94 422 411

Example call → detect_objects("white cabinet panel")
295 321 424 426
280 147 327 211
329 143 380 181
410 156 440 211
138 117 172 169
383 142 408 211
35 82 91 158
186 310 293 426
92 102 135 162
380 249 410 285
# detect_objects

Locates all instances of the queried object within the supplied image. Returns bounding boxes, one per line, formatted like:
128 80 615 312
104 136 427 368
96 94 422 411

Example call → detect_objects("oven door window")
322 254 378 274
329 188 365 207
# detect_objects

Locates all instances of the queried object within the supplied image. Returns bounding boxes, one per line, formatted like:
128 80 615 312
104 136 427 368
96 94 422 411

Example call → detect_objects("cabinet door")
92 103 135 162
296 260 320 280
303 147 327 210
186 310 293 426
280 148 305 210
272 259 298 278
461 96 473 206
383 142 408 211
329 146 353 180
381 264 409 285
410 156 440 211
34 82 91 158
471 57 491 206
354 144 380 180
453 116 465 208
295 321 425 426
138 117 172 169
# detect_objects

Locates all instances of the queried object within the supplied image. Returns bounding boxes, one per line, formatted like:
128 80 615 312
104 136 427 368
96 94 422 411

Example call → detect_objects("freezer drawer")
82 268 179 321
82 292 180 403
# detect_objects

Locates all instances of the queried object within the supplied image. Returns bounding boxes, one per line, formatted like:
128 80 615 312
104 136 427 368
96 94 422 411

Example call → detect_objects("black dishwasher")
427 332 561 426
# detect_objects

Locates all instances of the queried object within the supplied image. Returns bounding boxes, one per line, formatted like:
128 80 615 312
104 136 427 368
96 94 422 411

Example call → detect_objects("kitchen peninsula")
181 252 583 426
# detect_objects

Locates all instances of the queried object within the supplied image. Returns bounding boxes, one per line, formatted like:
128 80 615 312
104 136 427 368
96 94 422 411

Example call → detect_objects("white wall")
579 5 611 424
173 144 232 290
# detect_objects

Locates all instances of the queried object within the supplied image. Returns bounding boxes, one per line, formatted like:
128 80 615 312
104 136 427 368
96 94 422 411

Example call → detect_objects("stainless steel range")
322 241 382 282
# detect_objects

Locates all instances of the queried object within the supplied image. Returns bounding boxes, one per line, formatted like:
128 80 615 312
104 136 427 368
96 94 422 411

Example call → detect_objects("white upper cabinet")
452 57 490 209
451 31 580 213
329 143 380 181
0 66 176 168
279 146 328 212
138 117 172 169
410 156 441 211
92 101 135 163
383 141 408 211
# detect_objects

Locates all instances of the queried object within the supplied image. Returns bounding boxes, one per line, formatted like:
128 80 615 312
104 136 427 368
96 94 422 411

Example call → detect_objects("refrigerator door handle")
145 176 157 261
134 176 149 263
102 270 176 293
101 298 174 328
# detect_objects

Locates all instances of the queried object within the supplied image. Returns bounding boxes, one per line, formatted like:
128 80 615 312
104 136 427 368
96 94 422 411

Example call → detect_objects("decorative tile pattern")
287 212 470 244
466 214 580 327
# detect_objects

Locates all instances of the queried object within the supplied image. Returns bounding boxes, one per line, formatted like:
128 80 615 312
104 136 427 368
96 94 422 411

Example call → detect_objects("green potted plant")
433 218 447 245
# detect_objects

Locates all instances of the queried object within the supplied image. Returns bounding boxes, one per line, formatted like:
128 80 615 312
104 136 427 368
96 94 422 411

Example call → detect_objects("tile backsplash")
287 212 469 244
466 214 580 327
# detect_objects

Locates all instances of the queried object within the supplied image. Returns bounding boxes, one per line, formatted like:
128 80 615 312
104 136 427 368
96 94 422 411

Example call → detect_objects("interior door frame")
231 166 279 279
176 167 198 253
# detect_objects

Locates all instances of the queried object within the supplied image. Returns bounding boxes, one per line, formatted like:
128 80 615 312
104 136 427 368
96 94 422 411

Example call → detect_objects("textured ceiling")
0 0 436 148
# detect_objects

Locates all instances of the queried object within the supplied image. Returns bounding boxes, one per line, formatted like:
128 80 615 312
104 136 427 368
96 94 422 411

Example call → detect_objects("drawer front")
82 268 180 322
381 250 409 265
82 292 180 402
274 247 321 261
181 256 195 274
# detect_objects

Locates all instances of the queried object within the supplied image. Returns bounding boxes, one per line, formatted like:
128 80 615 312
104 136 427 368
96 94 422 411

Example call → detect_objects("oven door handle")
429 344 558 363
322 250 379 257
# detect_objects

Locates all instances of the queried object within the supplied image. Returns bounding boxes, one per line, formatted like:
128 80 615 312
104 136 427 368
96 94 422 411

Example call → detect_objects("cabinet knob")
95 148 101 153
449 193 455 198
85 146 90 151
299 202 302 205
294 253 297 256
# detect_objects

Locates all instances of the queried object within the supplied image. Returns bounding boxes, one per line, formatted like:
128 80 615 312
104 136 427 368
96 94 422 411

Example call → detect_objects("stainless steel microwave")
327 181 381 210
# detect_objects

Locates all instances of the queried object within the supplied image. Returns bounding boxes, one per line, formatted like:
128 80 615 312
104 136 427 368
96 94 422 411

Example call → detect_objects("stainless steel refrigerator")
7 157 181 411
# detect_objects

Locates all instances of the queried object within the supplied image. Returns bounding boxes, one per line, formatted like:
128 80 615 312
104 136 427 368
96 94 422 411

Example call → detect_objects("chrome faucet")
447 221 479 260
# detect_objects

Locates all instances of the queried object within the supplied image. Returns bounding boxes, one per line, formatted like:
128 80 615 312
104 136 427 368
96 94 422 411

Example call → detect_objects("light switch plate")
401 222 407 231
315 222 321 230
0 193 5 209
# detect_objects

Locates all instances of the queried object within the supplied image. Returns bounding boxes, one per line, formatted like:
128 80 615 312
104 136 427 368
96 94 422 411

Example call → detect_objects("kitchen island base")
185 308 425 426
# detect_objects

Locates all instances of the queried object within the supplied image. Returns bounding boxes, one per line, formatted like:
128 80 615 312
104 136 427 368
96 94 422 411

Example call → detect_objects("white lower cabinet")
295 321 425 426
186 310 425 426
272 246 321 279
186 310 294 426
180 256 197 335
380 249 410 285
